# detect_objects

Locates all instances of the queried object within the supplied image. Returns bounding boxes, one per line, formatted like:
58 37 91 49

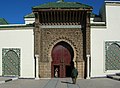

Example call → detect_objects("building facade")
0 0 120 79
32 1 92 78
0 24 34 78
91 0 120 77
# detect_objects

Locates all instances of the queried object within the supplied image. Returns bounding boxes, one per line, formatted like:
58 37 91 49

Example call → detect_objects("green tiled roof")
32 1 92 9
24 13 35 18
90 13 100 18
0 18 8 25
90 13 96 18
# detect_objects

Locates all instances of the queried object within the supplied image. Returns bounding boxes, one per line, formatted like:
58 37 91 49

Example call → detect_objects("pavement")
0 77 120 88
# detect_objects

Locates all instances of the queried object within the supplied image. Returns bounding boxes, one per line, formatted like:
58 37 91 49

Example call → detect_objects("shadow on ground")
61 81 73 84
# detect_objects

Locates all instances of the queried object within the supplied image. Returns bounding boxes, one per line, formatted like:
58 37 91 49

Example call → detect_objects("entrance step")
0 77 18 84
116 73 120 76
107 73 120 81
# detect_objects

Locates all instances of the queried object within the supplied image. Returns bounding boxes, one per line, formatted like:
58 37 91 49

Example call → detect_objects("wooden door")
52 44 71 77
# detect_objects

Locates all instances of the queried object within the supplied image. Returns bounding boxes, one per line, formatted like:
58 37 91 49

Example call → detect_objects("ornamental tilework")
105 41 120 70
2 48 20 76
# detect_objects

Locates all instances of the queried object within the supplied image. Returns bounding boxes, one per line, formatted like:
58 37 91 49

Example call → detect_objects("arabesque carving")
40 28 83 62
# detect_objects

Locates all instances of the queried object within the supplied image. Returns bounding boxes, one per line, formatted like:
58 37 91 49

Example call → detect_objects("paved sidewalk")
1 78 120 88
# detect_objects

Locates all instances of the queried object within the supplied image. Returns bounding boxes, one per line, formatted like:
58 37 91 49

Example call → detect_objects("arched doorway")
51 41 74 78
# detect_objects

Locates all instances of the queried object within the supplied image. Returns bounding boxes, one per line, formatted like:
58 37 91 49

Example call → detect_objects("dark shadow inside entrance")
66 65 72 77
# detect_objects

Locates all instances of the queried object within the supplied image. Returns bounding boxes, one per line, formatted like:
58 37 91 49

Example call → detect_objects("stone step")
107 75 120 81
116 73 120 76
0 77 18 84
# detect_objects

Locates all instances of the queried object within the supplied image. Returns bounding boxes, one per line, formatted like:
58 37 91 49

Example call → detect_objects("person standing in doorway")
55 68 58 77
71 67 78 84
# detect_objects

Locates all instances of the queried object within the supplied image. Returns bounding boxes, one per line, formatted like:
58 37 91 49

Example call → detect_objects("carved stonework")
33 1 92 78
86 12 91 55
41 28 83 62
34 26 88 78
34 12 91 78
34 23 41 55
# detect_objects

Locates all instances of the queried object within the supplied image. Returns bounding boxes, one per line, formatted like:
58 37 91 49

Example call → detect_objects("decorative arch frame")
48 37 77 64
38 28 84 78
2 48 20 76
105 41 120 70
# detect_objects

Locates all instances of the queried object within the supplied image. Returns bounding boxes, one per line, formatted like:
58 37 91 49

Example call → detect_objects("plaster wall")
0 28 34 78
24 18 35 24
91 3 120 77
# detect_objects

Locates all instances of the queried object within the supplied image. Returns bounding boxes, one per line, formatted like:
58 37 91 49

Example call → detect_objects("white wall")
0 28 34 78
91 3 120 77
24 18 35 24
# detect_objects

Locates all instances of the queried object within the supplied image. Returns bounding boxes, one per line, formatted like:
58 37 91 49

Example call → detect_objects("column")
86 54 90 79
34 12 40 55
86 11 91 55
35 54 39 79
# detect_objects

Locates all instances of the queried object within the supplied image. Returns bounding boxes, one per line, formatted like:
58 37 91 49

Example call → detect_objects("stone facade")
34 25 88 78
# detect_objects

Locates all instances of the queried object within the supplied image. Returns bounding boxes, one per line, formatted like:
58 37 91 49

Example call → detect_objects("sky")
0 0 104 24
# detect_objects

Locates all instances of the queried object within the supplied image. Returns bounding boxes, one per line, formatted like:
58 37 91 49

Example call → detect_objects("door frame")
51 41 74 78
